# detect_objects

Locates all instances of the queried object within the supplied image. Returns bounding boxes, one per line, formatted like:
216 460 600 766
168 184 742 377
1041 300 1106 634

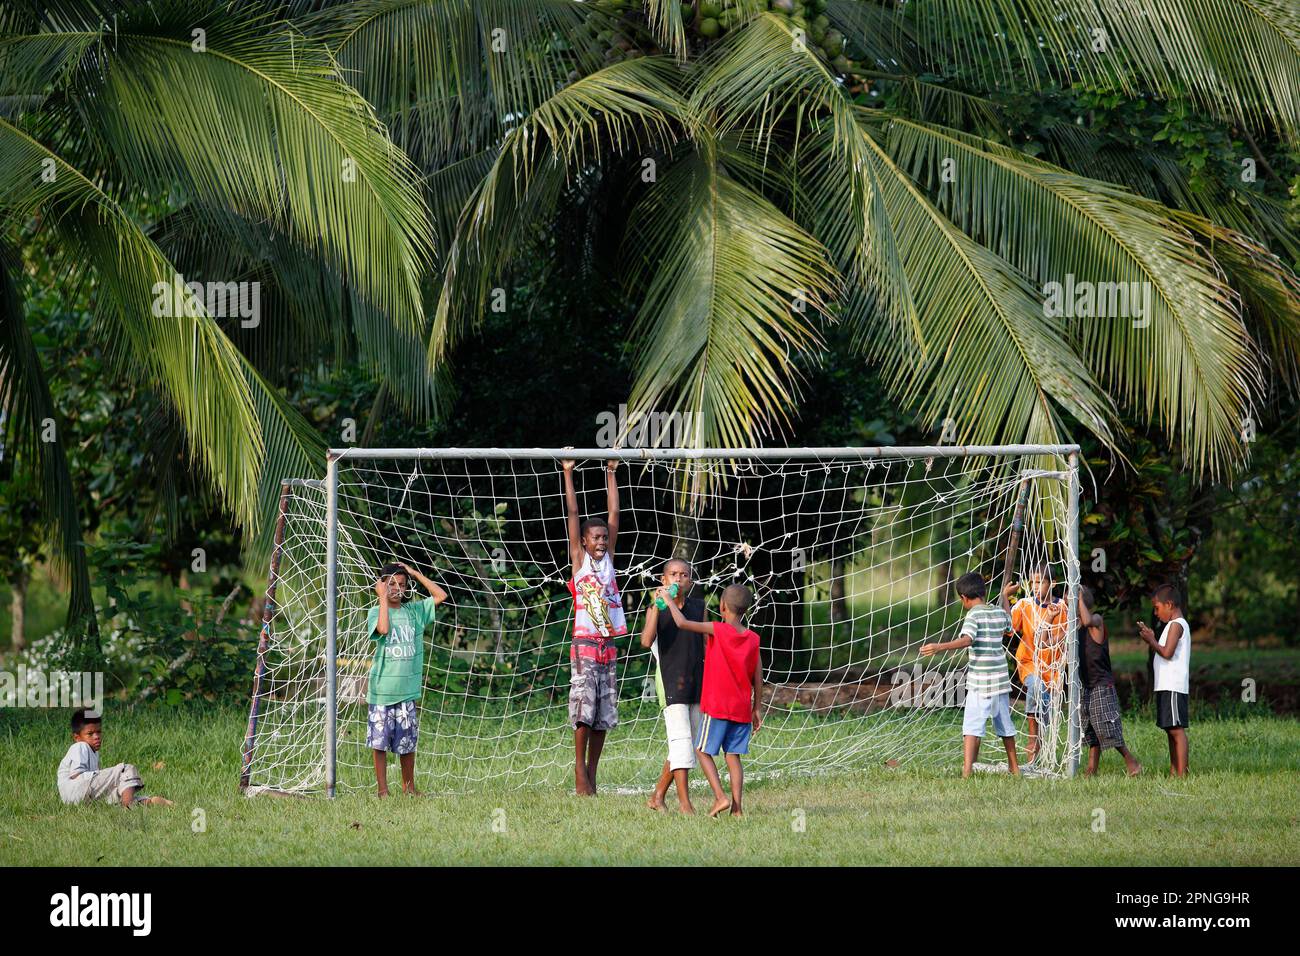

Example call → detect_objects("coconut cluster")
582 1 864 88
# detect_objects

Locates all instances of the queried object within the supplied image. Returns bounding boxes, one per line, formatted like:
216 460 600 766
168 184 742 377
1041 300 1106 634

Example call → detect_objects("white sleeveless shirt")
1153 615 1190 694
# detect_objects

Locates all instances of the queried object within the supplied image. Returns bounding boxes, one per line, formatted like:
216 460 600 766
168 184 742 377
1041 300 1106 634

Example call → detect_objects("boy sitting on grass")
659 583 763 818
368 561 448 797
562 457 626 796
1078 586 1141 776
923 572 1020 778
1137 583 1190 777
57 709 172 808
640 558 705 813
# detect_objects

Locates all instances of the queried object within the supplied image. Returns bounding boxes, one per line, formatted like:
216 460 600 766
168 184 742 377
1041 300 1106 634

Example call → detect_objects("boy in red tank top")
660 583 763 817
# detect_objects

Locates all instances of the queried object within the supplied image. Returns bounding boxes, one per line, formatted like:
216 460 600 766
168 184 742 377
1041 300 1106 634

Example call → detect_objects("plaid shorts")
1082 682 1125 750
569 656 619 731
367 699 419 754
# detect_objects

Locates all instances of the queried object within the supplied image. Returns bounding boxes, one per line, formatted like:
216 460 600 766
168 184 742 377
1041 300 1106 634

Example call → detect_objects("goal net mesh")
242 450 1079 793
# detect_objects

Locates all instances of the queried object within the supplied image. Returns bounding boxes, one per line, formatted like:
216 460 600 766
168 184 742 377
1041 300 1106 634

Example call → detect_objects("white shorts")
663 703 702 770
962 691 1016 738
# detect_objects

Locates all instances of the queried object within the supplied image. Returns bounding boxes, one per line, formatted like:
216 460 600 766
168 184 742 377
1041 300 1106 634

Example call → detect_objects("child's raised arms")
397 561 448 605
561 458 621 574
561 458 582 571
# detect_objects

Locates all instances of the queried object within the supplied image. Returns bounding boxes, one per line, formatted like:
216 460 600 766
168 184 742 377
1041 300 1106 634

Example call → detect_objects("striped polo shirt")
961 603 1013 697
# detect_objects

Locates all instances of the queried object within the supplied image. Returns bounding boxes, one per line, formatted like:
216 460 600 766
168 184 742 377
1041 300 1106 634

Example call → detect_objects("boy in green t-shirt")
366 561 447 797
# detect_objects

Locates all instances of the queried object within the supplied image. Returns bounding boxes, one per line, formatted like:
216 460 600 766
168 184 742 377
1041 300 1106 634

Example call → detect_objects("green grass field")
3 703 1297 866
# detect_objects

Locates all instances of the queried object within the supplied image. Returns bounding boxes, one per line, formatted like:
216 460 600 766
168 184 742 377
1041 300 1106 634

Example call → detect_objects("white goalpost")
241 445 1082 796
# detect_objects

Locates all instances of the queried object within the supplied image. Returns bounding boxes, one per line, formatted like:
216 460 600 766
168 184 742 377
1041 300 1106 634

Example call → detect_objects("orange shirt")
1011 597 1067 687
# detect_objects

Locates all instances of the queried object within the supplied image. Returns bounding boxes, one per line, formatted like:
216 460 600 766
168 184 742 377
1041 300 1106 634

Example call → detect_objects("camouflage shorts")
569 656 619 731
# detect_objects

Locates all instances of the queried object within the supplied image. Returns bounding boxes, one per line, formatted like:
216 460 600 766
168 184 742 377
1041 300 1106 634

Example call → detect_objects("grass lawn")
2 704 1297 866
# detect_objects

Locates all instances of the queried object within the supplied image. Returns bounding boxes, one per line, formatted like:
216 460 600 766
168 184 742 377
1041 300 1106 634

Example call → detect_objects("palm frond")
307 0 606 169
623 145 838 449
4 9 434 337
905 0 1300 145
430 55 686 360
695 11 923 347
885 116 1264 473
0 116 265 526
0 241 96 635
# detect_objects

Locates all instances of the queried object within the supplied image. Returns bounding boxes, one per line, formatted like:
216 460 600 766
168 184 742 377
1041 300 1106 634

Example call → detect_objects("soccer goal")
240 445 1083 795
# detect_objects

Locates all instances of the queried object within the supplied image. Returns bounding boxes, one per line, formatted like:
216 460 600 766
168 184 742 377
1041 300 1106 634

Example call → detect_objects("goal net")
241 447 1081 795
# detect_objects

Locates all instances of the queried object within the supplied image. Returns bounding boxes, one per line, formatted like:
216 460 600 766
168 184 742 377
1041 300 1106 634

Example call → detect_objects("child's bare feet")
402 787 422 797
707 796 730 817
1127 763 1142 777
145 796 174 807
646 795 666 812
729 807 743 817
377 788 389 799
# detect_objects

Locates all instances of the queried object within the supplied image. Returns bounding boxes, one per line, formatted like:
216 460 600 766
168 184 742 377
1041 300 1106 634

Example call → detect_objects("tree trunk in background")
753 548 808 683
933 558 952 605
10 569 27 652
672 508 700 599
829 557 847 624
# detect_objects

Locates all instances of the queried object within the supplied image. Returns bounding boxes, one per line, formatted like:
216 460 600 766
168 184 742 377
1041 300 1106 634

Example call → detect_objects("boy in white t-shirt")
1137 583 1190 777
57 709 172 807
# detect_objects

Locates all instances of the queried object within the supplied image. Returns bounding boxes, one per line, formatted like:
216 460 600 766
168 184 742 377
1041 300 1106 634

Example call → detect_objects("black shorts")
1155 690 1189 729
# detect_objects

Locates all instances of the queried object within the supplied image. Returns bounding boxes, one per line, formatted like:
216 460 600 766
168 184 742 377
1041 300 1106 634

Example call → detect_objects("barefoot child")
1002 564 1066 766
562 458 626 795
57 710 172 807
923 572 1020 778
367 561 447 797
660 583 763 817
640 559 705 813
1078 586 1141 776
1137 583 1190 777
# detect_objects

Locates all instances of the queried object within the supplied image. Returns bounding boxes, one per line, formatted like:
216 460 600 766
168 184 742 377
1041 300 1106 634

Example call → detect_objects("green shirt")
365 598 436 706
961 603 1013 697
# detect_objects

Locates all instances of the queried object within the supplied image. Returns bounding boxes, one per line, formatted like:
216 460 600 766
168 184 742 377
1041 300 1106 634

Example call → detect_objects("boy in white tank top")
1137 583 1190 777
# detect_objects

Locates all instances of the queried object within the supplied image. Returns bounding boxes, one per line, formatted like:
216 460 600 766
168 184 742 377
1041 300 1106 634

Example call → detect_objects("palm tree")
1 0 435 646
3 0 1299 651
314 0 1297 473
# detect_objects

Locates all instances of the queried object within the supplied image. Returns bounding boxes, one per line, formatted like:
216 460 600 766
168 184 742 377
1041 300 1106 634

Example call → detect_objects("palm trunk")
10 569 27 652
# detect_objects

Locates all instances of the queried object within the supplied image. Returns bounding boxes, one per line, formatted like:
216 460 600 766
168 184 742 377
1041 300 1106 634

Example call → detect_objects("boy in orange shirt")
1002 563 1066 766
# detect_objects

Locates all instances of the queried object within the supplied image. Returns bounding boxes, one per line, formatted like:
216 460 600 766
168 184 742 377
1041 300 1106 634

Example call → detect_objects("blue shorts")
1023 673 1053 717
367 699 419 754
962 691 1015 738
695 713 751 756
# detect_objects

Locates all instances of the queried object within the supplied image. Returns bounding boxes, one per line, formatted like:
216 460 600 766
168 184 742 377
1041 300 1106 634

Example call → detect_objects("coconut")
700 1 723 18
698 16 721 37
823 29 844 56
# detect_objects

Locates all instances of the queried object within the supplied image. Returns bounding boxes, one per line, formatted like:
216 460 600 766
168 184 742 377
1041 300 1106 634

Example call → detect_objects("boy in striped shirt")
922 572 1021 778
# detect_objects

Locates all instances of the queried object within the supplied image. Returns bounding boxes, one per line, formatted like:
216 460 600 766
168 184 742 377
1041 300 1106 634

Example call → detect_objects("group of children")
56 461 1193 812
923 566 1191 778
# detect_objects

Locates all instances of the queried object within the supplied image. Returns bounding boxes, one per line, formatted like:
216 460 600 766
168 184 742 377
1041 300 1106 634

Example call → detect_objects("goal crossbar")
329 444 1082 461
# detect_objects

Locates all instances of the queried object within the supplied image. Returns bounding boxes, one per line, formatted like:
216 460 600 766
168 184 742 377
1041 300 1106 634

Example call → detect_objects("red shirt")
701 621 761 722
